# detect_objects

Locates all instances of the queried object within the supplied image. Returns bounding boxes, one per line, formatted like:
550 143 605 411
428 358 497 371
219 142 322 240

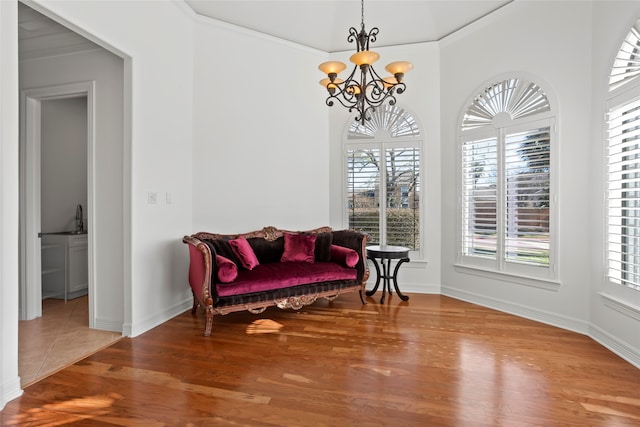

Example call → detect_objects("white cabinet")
41 233 88 301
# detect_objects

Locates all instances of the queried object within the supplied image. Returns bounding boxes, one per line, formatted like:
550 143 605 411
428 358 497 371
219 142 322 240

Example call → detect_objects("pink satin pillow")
229 236 260 270
281 232 317 263
330 244 359 267
216 255 238 283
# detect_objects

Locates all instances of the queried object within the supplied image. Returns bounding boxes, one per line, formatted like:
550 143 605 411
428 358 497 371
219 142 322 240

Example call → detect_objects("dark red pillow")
215 255 238 283
229 236 260 270
281 232 317 263
330 244 359 267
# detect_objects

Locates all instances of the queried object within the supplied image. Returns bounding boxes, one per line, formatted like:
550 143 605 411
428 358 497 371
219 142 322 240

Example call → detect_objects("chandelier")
318 0 413 124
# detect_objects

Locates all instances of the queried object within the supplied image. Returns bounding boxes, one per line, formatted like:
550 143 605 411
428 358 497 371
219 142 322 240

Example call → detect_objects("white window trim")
603 78 640 302
456 76 559 288
342 108 425 261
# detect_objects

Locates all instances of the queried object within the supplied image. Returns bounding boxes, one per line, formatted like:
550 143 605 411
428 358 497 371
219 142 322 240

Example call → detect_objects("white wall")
25 0 196 338
328 42 442 294
440 0 640 367
40 97 88 233
1 0 23 411
191 17 330 233
589 1 640 365
21 47 125 331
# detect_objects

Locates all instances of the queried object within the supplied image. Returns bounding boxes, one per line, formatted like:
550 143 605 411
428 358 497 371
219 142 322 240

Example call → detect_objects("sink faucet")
75 204 84 233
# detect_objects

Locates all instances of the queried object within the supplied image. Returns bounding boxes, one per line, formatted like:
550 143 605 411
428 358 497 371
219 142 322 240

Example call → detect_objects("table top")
367 245 410 259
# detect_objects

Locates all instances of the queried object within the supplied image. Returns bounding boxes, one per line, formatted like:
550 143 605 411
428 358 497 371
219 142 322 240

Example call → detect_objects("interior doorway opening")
19 82 96 324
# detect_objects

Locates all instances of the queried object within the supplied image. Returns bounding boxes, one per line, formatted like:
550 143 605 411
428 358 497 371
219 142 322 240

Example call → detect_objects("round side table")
366 245 410 304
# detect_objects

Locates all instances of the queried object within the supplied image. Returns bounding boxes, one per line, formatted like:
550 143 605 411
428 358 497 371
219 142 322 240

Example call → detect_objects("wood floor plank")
2 294 639 426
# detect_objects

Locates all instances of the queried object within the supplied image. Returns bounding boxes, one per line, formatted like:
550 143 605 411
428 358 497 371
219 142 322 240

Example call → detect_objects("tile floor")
18 296 122 387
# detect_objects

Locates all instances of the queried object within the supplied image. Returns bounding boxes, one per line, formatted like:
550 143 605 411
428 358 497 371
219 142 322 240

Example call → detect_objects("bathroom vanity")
41 232 88 301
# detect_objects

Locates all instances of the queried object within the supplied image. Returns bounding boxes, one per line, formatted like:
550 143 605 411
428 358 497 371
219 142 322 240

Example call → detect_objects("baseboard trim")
1 376 23 411
127 297 193 338
589 324 640 369
93 319 124 334
441 286 590 334
441 286 640 369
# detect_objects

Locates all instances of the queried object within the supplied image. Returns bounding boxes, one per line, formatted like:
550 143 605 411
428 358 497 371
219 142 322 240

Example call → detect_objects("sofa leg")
191 295 199 315
359 289 366 305
204 309 213 337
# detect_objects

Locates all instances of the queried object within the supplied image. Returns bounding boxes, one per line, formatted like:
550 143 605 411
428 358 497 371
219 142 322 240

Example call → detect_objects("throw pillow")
216 255 238 283
281 232 317 263
330 244 359 267
229 236 260 270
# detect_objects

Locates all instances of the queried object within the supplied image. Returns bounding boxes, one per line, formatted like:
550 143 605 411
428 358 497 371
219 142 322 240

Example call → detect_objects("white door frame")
19 81 95 325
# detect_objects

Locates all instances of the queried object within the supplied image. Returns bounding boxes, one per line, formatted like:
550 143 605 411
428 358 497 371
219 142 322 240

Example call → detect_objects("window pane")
385 148 420 249
607 97 640 291
462 136 498 259
348 149 381 244
504 127 551 266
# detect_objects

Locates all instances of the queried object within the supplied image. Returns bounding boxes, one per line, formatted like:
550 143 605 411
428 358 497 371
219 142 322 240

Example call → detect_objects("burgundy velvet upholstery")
229 236 260 270
216 255 238 283
188 244 206 298
281 232 316 263
217 262 357 297
248 236 284 264
314 232 333 262
330 244 359 267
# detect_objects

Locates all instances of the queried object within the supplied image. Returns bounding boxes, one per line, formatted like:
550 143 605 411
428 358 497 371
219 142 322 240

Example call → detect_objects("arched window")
458 76 556 281
606 18 640 292
609 18 640 92
344 104 422 251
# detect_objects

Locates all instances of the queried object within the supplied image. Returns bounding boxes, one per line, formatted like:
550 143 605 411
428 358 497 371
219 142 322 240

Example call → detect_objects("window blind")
347 147 420 249
504 128 551 266
462 136 498 259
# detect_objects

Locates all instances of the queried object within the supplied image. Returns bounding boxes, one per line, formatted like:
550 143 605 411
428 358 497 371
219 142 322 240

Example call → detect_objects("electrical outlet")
147 191 158 204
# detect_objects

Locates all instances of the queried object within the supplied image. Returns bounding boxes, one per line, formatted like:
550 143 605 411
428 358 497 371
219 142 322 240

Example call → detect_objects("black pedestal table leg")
380 259 390 304
366 256 381 297
392 258 410 301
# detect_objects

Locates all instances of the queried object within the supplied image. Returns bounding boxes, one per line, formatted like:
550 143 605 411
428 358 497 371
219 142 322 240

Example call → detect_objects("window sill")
599 292 640 321
454 264 561 291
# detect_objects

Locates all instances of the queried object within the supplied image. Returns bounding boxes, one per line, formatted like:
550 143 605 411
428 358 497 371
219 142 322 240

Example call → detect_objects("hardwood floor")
2 293 639 426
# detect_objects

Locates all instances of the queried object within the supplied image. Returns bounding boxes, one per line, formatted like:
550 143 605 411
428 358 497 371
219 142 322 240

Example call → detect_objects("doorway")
19 82 96 324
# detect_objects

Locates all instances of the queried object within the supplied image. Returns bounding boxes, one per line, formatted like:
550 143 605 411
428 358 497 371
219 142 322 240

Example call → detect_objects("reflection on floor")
19 296 122 387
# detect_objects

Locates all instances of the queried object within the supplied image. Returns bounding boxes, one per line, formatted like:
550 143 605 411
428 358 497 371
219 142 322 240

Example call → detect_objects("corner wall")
588 1 640 366
327 42 443 294
0 0 22 410
440 0 640 367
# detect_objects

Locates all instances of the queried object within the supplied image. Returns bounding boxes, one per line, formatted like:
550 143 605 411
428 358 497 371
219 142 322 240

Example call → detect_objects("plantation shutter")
348 148 381 244
384 148 420 249
462 136 498 259
504 127 551 265
346 105 422 251
347 147 420 249
607 96 640 290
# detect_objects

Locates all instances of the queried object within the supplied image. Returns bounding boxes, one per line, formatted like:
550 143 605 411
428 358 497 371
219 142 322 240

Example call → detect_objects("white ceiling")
18 1 513 59
18 2 100 60
185 0 513 52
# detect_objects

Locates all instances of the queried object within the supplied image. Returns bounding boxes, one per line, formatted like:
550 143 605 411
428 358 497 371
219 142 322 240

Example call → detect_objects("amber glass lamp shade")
350 50 380 67
385 61 413 82
318 61 347 76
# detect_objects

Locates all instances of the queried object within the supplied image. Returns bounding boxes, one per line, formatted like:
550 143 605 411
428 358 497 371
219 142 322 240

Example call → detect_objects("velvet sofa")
183 226 369 336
